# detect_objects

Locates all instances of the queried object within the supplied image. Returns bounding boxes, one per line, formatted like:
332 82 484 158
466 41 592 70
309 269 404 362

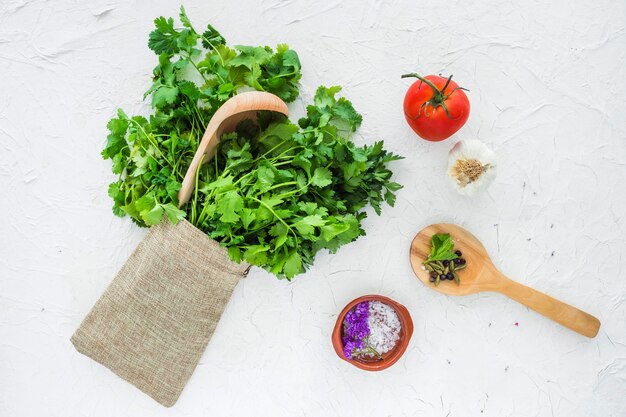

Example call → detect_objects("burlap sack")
71 219 249 407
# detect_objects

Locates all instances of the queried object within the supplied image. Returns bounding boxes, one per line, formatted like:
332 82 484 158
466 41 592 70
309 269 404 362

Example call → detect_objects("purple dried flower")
342 301 371 359
343 340 355 359
354 337 365 350
356 300 369 316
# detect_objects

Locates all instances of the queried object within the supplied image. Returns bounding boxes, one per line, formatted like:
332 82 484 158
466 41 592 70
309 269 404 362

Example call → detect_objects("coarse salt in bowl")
331 295 414 371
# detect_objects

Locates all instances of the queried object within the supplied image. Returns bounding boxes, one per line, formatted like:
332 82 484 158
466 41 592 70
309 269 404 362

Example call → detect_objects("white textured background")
1 0 625 416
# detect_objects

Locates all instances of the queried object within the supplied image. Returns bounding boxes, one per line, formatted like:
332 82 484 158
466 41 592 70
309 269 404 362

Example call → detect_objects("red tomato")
402 73 470 141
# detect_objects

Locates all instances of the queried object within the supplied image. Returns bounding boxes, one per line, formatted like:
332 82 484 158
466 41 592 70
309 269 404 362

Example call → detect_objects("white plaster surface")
1 0 626 416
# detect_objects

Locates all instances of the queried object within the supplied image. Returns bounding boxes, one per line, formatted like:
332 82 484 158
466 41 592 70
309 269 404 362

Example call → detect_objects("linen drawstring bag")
71 219 249 406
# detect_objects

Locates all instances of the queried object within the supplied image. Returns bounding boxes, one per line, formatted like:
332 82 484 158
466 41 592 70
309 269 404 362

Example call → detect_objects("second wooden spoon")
410 223 600 338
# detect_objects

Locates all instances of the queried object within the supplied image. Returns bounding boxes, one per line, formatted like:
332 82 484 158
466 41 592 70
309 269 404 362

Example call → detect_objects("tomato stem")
401 73 443 102
443 86 469 100
401 72 469 119
440 74 453 95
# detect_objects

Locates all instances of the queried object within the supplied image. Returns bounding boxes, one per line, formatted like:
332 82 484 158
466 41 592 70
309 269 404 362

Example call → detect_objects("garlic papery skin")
447 140 497 196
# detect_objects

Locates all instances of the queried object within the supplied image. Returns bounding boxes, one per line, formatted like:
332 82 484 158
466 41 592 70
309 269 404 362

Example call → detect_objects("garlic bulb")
447 140 497 196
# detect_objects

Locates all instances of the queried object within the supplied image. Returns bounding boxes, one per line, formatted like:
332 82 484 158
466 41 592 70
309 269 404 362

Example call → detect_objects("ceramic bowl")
331 294 413 371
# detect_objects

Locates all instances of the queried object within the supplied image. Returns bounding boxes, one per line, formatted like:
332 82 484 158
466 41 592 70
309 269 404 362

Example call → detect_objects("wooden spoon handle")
177 91 289 207
495 277 600 338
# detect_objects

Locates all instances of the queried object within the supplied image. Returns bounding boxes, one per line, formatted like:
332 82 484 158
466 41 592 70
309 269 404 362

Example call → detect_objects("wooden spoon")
410 223 600 338
178 91 289 207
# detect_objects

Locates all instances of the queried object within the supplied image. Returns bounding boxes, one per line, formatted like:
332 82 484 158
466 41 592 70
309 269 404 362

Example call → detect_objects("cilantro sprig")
424 233 459 263
102 7 402 279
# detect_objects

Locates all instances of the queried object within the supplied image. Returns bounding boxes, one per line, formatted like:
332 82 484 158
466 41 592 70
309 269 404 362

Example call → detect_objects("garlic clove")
447 140 497 196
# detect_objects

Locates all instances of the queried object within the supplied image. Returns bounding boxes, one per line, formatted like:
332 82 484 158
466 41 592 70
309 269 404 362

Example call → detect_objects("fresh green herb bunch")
190 86 402 278
102 7 403 279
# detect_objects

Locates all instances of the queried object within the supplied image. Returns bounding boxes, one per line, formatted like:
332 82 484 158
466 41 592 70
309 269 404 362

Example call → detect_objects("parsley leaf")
201 25 226 49
216 190 244 223
283 251 303 279
148 17 180 55
311 167 332 187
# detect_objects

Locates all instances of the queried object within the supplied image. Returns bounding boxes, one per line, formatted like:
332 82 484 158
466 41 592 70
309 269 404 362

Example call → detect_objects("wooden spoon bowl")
410 223 601 338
